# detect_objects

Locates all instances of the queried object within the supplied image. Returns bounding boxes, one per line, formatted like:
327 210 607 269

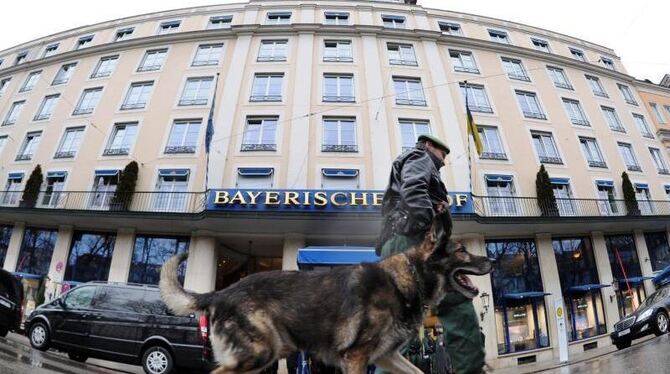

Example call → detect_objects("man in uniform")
375 134 485 374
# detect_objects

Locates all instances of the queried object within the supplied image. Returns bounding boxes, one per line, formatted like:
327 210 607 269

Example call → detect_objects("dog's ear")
419 212 450 258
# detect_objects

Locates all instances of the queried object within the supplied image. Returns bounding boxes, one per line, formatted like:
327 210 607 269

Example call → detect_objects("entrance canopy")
568 284 611 293
297 246 379 268
503 292 550 300
617 276 654 285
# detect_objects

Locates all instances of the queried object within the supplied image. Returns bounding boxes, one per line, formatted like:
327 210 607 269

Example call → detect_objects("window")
531 131 562 164
488 29 510 44
501 57 529 81
121 81 153 110
387 43 417 66
104 122 138 156
553 238 607 341
562 98 589 126
43 44 59 58
666 105 670 118
531 38 551 53
460 83 493 113
551 179 576 216
52 63 76 85
90 170 119 209
15 52 28 65
115 27 134 42
63 285 95 309
323 74 354 102
601 106 625 132
3 101 25 126
40 173 67 206
258 40 288 62
250 73 283 102
1 173 23 206
484 175 518 216
579 137 606 168
165 120 200 154
650 103 666 123
633 114 653 138
242 116 278 151
438 21 462 36
644 232 670 272
399 119 431 152
0 136 7 157
154 169 190 212
16 131 41 161
64 232 116 282
516 91 546 119
585 75 608 97
570 47 586 62
0 225 12 268
266 12 291 25
0 78 10 96
324 12 349 25
34 94 59 120
477 126 507 160
192 43 223 66
179 77 213 106
138 49 167 72
16 228 57 276
449 50 479 74
94 287 147 312
321 169 359 189
635 183 654 215
20 71 41 92
618 84 637 105
649 147 669 174
600 57 615 71
129 235 189 285
158 20 180 35
487 239 549 354
75 35 94 50
322 117 357 152
73 87 103 115
617 142 641 172
208 15 232 29
547 66 573 90
324 40 353 62
236 168 274 188
382 15 405 28
596 180 619 216
393 77 425 106
91 55 119 78
55 127 84 159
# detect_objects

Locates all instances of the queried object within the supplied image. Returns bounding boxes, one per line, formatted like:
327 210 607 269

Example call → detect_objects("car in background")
0 268 24 337
610 285 670 349
24 281 213 374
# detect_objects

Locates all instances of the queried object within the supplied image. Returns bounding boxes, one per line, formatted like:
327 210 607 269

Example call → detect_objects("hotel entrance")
214 238 283 290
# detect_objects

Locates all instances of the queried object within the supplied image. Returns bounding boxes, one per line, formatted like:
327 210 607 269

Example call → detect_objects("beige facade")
636 80 670 153
1 0 670 370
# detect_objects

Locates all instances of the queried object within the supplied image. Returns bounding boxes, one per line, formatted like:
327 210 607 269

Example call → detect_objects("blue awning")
596 180 614 188
503 292 550 300
268 11 292 17
550 177 570 185
159 169 190 177
322 168 359 178
47 171 67 178
160 21 180 27
95 169 120 176
238 168 273 176
634 183 649 189
210 15 232 21
618 276 654 285
7 172 24 180
653 265 670 287
485 174 513 183
325 12 349 17
568 284 611 293
297 246 379 266
117 27 134 33
13 272 43 280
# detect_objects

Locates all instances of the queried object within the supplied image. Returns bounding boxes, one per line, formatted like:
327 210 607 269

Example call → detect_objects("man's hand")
436 200 449 213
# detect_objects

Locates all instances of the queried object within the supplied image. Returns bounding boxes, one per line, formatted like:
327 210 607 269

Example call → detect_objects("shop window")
16 228 58 276
64 231 116 283
644 232 670 272
0 225 12 268
487 239 549 354
129 235 189 285
605 234 646 317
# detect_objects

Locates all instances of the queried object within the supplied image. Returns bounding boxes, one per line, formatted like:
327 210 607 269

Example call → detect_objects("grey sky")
0 0 667 82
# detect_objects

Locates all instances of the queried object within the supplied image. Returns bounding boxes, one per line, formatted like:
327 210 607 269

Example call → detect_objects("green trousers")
376 234 485 374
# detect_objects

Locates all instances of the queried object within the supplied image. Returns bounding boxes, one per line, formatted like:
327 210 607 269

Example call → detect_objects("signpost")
554 298 569 363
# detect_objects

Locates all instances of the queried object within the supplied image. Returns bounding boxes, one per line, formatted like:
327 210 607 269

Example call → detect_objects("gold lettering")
350 192 368 206
230 191 247 205
446 195 454 206
214 191 230 204
456 194 468 207
246 191 262 205
372 192 384 206
284 191 300 205
330 192 347 206
314 192 328 206
265 191 280 205
302 192 311 206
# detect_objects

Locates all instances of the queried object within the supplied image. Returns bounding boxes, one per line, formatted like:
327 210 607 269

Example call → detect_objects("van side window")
144 290 170 315
64 286 95 309
93 287 144 312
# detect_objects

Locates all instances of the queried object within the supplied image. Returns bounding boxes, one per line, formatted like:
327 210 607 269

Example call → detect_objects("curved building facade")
1 0 669 368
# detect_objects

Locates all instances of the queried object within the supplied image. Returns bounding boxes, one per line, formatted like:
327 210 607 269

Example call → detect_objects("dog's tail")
159 252 200 316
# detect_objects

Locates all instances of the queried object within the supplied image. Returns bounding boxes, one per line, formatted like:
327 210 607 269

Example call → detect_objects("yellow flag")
466 102 484 156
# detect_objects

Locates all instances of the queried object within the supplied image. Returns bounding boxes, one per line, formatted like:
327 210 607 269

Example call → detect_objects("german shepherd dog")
160 216 492 374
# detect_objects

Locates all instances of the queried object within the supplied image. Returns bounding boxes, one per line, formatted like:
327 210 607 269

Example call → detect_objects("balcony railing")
72 107 94 115
178 99 208 106
103 147 130 156
454 66 480 74
626 164 642 172
588 160 607 168
324 56 353 63
54 151 76 159
191 60 219 67
321 144 358 153
389 59 418 66
539 156 563 165
240 143 277 151
523 111 547 120
164 145 196 154
480 152 508 160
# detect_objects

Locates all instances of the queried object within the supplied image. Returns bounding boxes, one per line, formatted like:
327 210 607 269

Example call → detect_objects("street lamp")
479 292 490 322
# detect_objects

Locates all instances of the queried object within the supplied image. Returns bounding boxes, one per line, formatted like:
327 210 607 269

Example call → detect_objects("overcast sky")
1 0 667 82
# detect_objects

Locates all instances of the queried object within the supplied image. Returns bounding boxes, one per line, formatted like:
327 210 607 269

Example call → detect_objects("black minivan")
0 269 24 337
25 282 213 374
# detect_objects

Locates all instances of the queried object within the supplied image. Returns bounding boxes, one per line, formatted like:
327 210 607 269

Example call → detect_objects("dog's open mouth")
449 263 492 298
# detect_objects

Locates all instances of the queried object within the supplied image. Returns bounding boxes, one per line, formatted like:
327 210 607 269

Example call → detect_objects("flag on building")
464 82 484 156
205 74 219 154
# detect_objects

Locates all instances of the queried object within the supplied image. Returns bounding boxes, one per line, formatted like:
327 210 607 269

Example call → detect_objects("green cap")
418 134 450 154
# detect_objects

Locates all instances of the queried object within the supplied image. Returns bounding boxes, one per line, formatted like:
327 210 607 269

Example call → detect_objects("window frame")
241 116 278 151
531 131 562 164
321 116 357 153
121 81 154 110
73 87 103 115
33 94 60 121
250 73 284 102
55 126 85 159
103 122 138 156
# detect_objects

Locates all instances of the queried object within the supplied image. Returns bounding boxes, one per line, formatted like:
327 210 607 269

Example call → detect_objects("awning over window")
46 171 67 178
7 172 24 180
268 11 291 17
503 292 550 300
550 177 570 185
617 276 654 285
382 14 406 21
297 246 379 266
568 284 611 293
210 15 232 22
158 169 190 177
238 168 273 176
485 174 513 183
634 182 649 189
325 12 349 17
653 265 670 287
95 169 120 177
12 272 43 280
596 180 614 188
322 168 359 178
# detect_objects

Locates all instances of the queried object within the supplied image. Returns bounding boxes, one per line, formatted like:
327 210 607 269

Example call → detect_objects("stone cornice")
634 79 670 96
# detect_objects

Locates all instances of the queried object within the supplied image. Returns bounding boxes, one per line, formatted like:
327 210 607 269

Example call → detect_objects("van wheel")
615 340 631 350
142 346 174 374
29 322 50 351
654 311 669 336
0 327 8 337
67 352 88 362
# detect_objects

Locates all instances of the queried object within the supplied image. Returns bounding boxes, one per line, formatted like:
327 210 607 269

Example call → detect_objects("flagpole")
205 73 220 192
464 80 474 196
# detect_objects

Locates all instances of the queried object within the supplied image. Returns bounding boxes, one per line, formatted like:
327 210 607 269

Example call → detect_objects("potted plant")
110 161 139 211
621 171 640 216
20 165 43 208
535 164 558 217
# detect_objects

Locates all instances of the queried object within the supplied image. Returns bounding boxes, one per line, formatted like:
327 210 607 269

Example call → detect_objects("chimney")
661 74 670 88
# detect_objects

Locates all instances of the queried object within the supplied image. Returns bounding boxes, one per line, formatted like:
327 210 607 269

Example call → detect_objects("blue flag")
206 74 219 154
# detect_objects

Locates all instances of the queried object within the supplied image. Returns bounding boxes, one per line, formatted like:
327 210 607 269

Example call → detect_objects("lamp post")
479 292 490 322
